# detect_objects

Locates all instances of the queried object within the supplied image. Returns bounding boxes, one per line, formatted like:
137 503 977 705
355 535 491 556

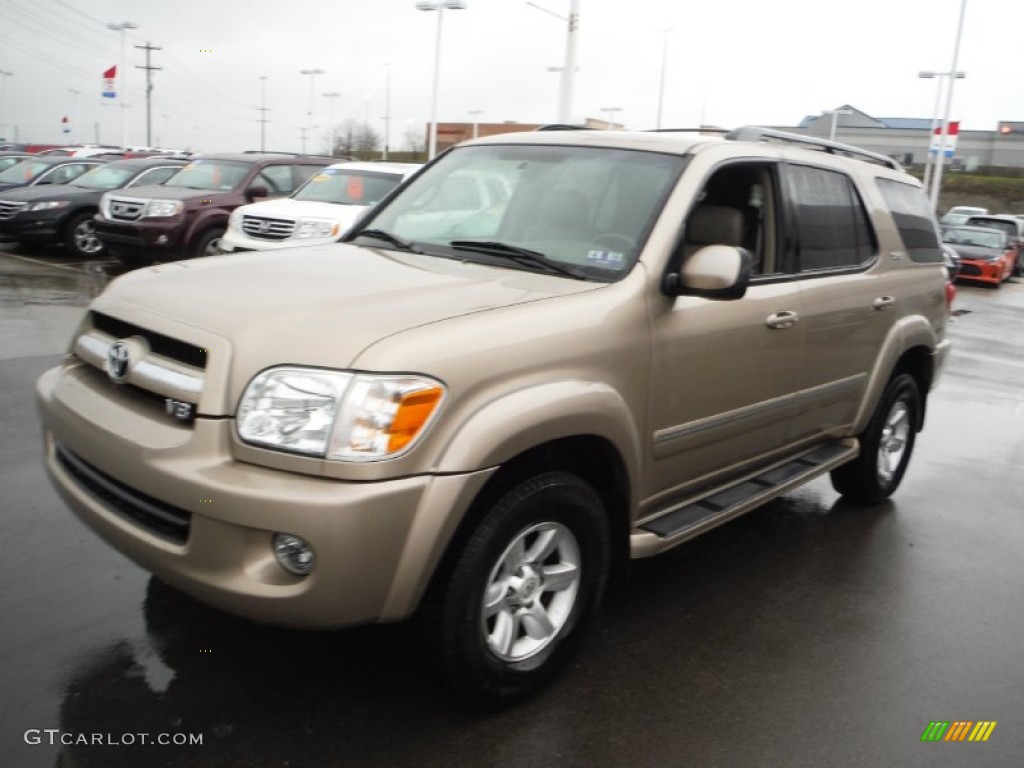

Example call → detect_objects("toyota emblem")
106 341 131 383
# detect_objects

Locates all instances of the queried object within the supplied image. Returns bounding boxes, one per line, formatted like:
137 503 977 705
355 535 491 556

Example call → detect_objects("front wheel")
193 227 225 258
830 373 920 503
65 212 106 258
424 471 610 708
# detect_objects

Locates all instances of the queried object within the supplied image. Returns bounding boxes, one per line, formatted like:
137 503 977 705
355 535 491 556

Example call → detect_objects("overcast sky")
1 0 1021 153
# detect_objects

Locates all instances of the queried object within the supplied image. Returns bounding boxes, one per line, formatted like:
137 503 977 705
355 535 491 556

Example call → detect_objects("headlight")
143 199 184 217
237 367 445 461
27 200 69 211
296 218 339 239
228 208 243 231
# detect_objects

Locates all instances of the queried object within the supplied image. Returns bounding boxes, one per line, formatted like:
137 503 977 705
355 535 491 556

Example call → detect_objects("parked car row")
939 206 1024 287
0 150 422 264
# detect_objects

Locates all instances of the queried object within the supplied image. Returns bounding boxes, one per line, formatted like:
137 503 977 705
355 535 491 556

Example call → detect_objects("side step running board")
631 440 858 558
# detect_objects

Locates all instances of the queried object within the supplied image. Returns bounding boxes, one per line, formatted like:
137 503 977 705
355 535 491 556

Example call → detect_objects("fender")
183 208 230 247
434 379 642 487
378 380 642 620
850 314 939 433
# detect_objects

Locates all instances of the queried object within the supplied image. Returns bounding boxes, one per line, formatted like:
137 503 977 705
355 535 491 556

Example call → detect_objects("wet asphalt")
0 243 1021 768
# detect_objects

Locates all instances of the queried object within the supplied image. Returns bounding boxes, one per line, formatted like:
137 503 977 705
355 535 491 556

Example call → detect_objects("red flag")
103 65 117 79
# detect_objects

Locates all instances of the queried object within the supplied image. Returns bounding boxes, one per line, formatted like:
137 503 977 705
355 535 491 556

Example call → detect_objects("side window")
875 178 942 263
787 165 875 271
130 167 179 187
683 163 779 275
258 165 295 194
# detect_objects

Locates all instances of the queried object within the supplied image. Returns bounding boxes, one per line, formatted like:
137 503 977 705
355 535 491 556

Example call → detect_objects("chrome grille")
106 197 145 221
0 200 27 219
241 215 295 241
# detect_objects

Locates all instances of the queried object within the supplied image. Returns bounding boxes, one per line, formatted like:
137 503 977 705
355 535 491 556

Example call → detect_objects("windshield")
965 219 1016 238
942 227 1005 249
71 165 137 190
358 144 685 282
0 160 52 183
293 167 404 205
0 157 28 172
164 159 249 190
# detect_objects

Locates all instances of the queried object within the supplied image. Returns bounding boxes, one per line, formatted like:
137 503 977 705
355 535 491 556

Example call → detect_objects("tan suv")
36 127 950 707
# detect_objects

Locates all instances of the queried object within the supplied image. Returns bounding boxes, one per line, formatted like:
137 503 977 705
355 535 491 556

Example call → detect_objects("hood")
0 183 101 203
96 244 601 407
947 243 1002 261
106 184 222 202
237 197 369 226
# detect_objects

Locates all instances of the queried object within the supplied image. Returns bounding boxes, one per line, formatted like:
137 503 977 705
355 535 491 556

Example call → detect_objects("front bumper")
0 212 64 242
955 259 1006 284
36 364 494 628
94 216 185 255
220 228 340 253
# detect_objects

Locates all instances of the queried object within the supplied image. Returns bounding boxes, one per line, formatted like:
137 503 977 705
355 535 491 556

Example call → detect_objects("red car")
940 225 1016 287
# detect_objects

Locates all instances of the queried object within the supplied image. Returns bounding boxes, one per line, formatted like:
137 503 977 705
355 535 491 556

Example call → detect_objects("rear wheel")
830 373 920 503
65 211 105 258
424 471 610 708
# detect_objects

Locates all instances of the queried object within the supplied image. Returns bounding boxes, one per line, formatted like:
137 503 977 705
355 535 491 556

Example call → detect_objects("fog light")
156 235 169 245
273 533 315 576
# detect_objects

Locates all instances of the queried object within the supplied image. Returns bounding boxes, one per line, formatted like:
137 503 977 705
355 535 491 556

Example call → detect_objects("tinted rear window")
876 178 942 263
788 164 875 271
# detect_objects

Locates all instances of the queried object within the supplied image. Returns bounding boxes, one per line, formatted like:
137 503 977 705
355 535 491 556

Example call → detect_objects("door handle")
765 310 800 329
873 296 895 311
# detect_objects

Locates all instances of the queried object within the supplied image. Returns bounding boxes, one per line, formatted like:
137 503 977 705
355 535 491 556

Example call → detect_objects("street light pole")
919 70 965 192
323 91 340 155
107 21 138 148
557 0 581 123
823 107 853 142
468 109 483 139
383 64 392 160
0 70 13 142
656 29 671 130
299 68 325 154
929 0 969 211
68 88 80 143
600 106 622 130
258 75 269 152
417 1 468 161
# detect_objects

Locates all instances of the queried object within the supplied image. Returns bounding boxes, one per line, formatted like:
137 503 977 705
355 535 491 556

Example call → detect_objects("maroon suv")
93 152 335 265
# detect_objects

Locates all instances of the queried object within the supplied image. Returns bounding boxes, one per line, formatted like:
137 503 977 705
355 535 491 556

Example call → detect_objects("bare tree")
404 125 426 156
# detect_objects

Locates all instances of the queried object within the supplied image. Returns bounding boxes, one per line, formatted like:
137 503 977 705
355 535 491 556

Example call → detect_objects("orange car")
941 225 1016 286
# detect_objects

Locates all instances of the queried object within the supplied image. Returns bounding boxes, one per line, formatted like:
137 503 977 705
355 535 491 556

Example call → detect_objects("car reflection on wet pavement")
1 242 1022 768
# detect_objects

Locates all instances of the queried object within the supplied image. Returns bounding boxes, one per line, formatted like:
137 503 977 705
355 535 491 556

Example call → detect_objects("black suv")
93 152 335 265
0 157 186 257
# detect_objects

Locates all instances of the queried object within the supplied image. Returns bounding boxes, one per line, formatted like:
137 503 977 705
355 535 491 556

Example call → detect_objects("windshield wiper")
355 228 421 253
449 240 586 280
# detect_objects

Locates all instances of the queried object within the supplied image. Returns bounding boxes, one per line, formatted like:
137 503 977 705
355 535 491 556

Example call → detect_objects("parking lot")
1 241 1022 768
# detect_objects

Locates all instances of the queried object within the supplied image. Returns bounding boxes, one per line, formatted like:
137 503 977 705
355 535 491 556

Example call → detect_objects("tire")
830 373 920 504
193 227 225 258
424 471 610 708
64 211 105 258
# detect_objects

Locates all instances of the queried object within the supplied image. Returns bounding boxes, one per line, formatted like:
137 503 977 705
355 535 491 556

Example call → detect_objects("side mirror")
663 245 752 300
246 185 269 199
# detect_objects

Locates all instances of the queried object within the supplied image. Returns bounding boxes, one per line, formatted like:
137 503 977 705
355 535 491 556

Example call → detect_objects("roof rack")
725 127 902 170
534 124 590 131
647 127 729 134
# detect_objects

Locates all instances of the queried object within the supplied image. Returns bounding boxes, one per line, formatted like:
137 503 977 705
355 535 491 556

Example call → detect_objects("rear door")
783 164 901 443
